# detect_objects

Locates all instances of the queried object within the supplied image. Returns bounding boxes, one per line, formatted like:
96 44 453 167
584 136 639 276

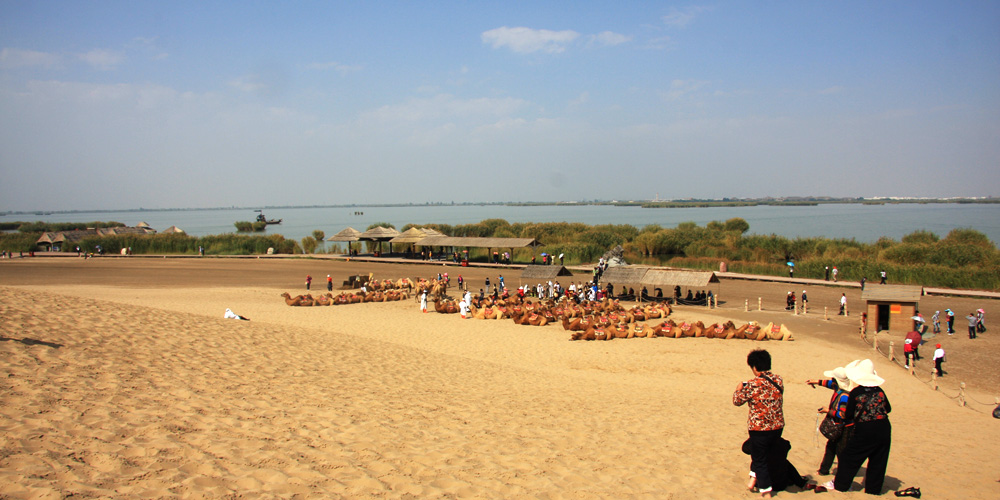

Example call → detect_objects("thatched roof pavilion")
163 225 186 234
520 265 574 284
327 227 364 255
358 226 401 255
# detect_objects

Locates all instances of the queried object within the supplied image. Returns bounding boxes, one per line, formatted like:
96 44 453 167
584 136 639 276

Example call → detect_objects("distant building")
862 285 924 332
36 226 157 251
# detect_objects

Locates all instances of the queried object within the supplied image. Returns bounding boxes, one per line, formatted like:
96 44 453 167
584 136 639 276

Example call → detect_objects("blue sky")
1 1 998 211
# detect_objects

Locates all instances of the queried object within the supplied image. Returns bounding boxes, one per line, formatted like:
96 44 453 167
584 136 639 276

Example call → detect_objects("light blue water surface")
4 203 999 245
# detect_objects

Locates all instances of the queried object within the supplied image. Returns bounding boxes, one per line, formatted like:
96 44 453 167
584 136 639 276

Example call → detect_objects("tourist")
966 312 978 339
733 349 784 499
933 344 946 376
860 276 866 290
801 290 808 311
827 359 892 495
806 365 852 477
839 293 847 315
832 266 839 282
903 330 920 368
825 266 830 281
976 308 986 334
305 274 312 290
946 309 955 334
932 310 941 333
327 275 333 292
223 308 250 321
880 270 887 285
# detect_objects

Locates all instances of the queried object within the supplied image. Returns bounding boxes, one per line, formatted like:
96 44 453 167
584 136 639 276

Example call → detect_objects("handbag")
819 414 844 440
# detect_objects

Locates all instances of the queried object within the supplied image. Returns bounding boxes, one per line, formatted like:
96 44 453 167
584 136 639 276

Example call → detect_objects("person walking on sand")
806 366 853 477
832 267 838 282
879 270 887 285
825 266 830 281
933 344 946 376
932 310 941 334
967 312 978 339
946 309 956 334
839 293 847 316
733 349 784 499
823 359 892 495
327 275 333 292
420 290 428 313
976 308 986 334
305 275 312 290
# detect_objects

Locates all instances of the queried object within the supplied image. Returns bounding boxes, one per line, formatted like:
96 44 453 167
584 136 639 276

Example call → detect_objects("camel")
472 304 503 320
704 321 750 339
314 293 334 306
676 320 705 338
281 292 306 306
433 298 459 314
570 324 614 341
763 322 795 341
743 322 768 341
298 294 315 307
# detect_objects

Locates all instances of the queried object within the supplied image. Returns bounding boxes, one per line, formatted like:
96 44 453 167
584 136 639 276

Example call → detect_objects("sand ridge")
0 258 998 499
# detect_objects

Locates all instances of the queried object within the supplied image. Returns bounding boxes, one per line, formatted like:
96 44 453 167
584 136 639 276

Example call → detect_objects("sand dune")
0 260 998 499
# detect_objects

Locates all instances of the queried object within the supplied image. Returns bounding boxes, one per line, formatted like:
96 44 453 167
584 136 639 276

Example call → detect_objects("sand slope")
1 282 998 499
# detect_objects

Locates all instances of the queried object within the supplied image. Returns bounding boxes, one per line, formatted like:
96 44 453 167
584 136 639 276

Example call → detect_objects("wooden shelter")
163 225 185 234
388 227 446 253
520 265 574 284
327 227 363 255
357 226 401 256
862 285 924 333
600 266 650 287
413 236 541 263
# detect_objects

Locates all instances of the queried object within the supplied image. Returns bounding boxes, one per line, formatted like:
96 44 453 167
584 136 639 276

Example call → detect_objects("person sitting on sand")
734 349 784 499
224 308 250 321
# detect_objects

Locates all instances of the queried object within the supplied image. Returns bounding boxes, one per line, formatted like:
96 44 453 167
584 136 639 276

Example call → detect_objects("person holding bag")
806 365 854 476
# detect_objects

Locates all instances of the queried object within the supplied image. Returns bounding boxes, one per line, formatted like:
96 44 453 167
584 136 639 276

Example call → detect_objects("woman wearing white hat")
828 359 892 494
806 365 854 476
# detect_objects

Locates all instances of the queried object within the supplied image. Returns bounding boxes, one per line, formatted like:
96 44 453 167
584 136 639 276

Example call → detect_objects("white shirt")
840 295 847 305
933 348 945 360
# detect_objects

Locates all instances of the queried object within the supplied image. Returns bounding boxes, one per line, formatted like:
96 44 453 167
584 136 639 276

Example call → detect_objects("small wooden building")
862 285 924 333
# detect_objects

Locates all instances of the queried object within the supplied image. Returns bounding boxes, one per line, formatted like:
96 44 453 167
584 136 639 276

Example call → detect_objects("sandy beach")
1 257 997 499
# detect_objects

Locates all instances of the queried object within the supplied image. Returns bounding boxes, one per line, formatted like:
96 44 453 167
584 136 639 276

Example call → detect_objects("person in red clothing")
734 349 784 498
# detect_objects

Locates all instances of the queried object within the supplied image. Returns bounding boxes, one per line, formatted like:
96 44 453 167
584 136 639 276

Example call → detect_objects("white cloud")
361 94 530 125
0 48 61 68
481 26 580 54
79 49 124 70
590 31 633 47
306 61 362 75
662 79 711 101
662 6 712 28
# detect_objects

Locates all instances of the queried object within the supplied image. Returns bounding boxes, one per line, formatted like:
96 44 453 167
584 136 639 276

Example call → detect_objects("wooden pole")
959 382 967 407
931 371 938 390
824 307 828 321
888 341 895 362
745 299 749 312
794 298 799 315
758 297 762 311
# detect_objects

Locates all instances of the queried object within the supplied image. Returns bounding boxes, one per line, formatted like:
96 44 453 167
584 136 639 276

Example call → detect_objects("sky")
1 1 999 211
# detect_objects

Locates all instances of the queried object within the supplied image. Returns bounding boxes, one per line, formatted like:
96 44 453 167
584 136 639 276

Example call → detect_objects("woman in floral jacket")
734 349 784 498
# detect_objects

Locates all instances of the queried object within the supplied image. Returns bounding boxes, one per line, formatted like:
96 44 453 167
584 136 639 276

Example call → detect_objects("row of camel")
567 319 794 341
281 290 410 306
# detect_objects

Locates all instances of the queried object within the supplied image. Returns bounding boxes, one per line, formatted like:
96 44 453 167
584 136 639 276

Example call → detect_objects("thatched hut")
358 226 401 256
520 265 574 285
327 227 363 255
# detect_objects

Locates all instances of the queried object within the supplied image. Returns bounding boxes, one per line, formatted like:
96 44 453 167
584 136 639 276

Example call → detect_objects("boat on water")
254 210 282 225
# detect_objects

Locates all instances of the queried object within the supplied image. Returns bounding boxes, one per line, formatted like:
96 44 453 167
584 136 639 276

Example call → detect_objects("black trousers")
834 420 891 494
748 428 783 491
819 427 849 474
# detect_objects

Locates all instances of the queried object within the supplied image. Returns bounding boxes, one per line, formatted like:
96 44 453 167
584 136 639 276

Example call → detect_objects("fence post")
758 297 762 311
745 299 749 312
931 371 938 391
888 341 895 362
872 331 879 352
909 363 914 375
959 382 967 407
794 298 799 316
824 306 828 321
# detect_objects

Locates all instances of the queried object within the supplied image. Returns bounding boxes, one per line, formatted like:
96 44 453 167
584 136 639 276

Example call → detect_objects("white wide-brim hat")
845 359 884 387
822 366 850 387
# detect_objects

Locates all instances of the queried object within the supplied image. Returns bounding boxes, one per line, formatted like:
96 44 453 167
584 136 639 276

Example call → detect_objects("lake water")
4 203 999 245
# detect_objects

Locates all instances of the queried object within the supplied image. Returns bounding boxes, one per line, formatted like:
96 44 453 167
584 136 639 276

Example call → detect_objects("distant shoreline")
3 197 998 216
